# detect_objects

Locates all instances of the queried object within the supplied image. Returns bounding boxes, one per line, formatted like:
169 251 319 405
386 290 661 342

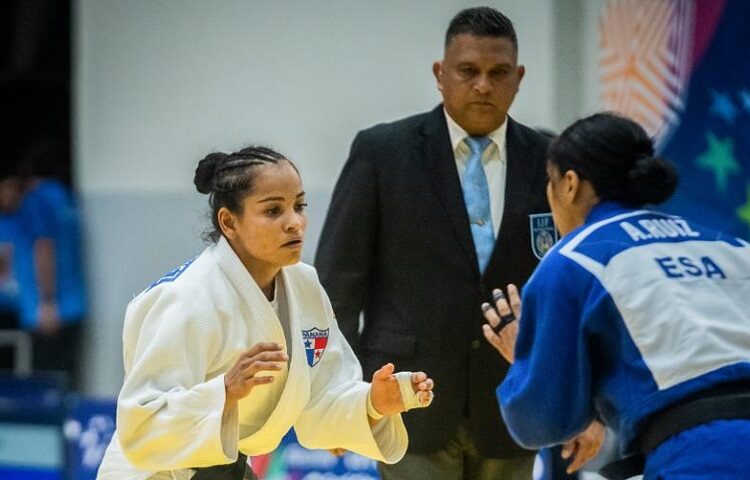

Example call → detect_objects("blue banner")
661 0 750 240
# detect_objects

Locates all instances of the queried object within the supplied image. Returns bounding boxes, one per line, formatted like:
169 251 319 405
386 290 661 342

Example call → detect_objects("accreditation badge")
529 213 558 260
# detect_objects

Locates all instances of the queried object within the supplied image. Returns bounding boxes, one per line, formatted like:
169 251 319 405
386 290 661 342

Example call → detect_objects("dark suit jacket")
315 105 551 458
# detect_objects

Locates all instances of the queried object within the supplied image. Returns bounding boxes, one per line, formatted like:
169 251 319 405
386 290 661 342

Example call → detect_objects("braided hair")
193 146 297 242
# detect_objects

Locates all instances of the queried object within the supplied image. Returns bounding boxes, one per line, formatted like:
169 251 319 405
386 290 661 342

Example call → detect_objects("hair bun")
625 156 678 206
194 152 227 194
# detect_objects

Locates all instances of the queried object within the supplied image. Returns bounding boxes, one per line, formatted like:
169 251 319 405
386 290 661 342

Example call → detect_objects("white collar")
214 236 283 318
443 108 508 154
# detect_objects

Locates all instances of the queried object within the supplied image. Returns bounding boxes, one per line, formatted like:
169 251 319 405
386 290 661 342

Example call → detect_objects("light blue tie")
463 136 495 274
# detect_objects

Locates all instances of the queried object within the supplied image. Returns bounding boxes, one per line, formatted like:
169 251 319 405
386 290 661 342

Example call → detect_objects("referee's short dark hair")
445 7 517 50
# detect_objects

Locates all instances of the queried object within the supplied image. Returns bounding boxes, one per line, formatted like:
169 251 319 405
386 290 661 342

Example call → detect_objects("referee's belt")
599 381 750 480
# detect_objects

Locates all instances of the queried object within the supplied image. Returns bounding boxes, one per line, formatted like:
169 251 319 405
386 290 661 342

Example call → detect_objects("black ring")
492 312 516 333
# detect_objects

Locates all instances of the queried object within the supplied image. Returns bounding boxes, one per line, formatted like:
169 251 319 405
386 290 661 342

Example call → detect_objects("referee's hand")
481 284 521 364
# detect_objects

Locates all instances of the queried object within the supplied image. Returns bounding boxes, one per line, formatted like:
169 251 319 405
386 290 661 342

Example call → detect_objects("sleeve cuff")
211 374 239 463
359 386 408 464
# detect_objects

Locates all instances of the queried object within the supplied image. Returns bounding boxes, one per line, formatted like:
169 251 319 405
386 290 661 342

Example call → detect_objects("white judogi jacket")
97 237 408 479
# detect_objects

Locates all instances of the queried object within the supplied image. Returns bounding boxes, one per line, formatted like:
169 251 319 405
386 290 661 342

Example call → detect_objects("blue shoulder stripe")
146 257 197 292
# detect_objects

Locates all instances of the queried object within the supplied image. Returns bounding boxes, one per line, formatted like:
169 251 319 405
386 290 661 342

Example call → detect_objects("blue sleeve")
497 253 599 449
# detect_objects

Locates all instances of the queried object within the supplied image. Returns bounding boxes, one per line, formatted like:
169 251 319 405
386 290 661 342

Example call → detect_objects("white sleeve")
293 290 408 464
116 293 238 471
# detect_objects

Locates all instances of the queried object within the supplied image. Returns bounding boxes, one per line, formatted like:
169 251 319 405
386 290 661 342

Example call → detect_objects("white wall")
75 0 558 396
76 0 556 195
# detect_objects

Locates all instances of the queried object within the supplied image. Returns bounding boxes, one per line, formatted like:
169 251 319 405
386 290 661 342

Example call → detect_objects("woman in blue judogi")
482 113 750 479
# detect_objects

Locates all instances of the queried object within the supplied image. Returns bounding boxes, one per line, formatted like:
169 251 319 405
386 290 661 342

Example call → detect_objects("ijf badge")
302 327 329 367
529 213 558 260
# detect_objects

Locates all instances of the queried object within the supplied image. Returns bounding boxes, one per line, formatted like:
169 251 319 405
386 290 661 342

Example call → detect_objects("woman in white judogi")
97 147 434 480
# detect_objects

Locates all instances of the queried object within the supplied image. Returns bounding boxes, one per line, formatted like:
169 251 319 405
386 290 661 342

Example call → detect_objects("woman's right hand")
481 285 521 364
224 342 288 404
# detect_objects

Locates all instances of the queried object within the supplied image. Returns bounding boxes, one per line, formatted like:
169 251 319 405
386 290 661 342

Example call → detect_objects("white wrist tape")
395 371 434 410
366 390 384 420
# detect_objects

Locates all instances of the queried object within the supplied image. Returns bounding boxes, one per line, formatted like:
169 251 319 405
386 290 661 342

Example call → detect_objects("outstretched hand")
370 363 434 417
481 284 521 363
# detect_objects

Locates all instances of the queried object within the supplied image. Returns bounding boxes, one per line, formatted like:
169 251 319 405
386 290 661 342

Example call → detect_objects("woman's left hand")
481 284 521 363
561 420 606 473
370 363 434 416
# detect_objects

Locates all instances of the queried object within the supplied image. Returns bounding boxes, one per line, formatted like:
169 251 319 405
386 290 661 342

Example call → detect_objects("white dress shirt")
444 110 508 236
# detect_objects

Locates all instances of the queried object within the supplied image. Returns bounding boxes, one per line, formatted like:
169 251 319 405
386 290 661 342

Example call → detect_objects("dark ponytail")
548 113 678 207
193 146 296 242
624 155 678 206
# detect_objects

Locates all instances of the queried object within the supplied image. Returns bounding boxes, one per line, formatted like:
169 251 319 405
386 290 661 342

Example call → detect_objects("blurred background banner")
0 374 67 480
250 431 380 480
600 0 750 240
64 397 116 480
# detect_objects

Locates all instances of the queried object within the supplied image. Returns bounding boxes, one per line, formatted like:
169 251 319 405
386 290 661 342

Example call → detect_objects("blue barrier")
0 373 67 480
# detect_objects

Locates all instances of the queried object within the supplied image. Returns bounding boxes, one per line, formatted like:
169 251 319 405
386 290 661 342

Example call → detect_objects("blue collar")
584 201 633 225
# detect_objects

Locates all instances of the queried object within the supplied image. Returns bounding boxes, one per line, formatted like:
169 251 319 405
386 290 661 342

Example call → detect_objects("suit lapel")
419 106 479 274
485 117 539 276
503 118 536 222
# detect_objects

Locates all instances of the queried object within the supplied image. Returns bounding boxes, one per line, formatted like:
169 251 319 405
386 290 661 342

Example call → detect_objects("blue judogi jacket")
499 201 750 454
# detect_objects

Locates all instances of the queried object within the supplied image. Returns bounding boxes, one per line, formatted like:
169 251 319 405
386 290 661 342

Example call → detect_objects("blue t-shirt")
19 179 86 325
0 213 36 318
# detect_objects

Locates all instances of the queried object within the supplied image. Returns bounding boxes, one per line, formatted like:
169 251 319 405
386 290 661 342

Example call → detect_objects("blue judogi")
499 201 750 478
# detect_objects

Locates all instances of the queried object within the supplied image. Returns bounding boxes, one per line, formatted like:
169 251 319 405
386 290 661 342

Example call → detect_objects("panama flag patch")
302 327 329 367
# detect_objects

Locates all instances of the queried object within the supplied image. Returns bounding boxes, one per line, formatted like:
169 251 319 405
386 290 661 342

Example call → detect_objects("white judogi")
97 237 408 480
